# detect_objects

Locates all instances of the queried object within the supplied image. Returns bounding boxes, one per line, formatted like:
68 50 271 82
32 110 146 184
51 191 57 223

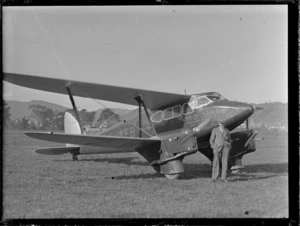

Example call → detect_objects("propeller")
180 118 212 144
246 119 249 130
254 106 264 110
245 105 263 130
192 118 212 135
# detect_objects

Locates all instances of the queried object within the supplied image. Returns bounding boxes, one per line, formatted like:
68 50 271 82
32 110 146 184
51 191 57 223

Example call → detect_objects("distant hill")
6 100 69 121
93 108 134 124
250 102 287 127
6 100 134 122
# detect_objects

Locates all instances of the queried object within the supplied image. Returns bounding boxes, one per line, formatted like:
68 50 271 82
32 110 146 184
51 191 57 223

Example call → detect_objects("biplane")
4 72 262 179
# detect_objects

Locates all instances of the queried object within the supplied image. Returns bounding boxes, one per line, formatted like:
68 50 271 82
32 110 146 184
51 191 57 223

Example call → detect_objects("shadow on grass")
112 173 165 180
54 157 288 181
244 163 288 174
228 173 280 182
181 162 288 181
54 156 150 166
227 162 288 182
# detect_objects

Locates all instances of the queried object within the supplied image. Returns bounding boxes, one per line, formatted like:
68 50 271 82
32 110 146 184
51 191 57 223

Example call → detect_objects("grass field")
3 130 288 218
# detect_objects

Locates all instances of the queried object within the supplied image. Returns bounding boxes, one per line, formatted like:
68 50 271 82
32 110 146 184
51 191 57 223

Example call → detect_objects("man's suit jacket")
209 127 232 152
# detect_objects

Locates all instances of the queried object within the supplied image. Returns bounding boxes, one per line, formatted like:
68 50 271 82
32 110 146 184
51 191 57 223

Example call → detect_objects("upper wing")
4 73 190 110
25 132 161 149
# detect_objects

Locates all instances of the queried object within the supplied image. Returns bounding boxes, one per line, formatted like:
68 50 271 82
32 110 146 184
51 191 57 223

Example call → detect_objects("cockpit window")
188 96 212 109
206 92 227 101
197 97 210 106
207 95 219 101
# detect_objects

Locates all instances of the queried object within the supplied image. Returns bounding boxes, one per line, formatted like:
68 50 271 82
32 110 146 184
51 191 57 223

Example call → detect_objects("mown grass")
3 130 288 218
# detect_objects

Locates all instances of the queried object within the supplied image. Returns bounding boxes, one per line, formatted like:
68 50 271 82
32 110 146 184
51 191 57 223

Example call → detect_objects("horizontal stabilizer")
36 146 79 155
26 132 161 149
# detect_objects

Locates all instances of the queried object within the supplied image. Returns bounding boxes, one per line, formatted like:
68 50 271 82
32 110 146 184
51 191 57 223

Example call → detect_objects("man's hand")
224 141 231 147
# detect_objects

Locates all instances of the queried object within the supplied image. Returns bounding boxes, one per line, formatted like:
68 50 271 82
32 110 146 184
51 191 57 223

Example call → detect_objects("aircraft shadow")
113 162 288 180
54 157 288 181
78 157 150 166
228 162 288 182
243 163 288 174
113 173 165 180
54 156 150 167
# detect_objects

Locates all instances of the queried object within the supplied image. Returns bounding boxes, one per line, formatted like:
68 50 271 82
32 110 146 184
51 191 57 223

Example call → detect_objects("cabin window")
182 103 194 115
173 105 181 118
163 107 173 120
151 111 163 123
163 105 181 120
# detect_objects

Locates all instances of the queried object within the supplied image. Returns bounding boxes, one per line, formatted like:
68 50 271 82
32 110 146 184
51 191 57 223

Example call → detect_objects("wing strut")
134 94 157 136
138 100 142 137
65 85 83 134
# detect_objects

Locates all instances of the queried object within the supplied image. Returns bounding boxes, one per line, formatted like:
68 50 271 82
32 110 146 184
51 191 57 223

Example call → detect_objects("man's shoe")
221 179 228 183
212 179 216 182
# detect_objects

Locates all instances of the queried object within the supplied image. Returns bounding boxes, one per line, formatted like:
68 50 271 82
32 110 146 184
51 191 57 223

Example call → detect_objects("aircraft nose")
225 101 255 116
250 104 256 114
239 103 255 115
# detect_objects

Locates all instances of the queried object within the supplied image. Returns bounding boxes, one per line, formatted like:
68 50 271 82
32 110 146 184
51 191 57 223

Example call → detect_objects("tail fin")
64 111 82 135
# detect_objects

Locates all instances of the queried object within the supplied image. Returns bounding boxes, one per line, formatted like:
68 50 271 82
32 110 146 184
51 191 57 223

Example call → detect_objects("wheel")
165 173 180 180
231 169 240 174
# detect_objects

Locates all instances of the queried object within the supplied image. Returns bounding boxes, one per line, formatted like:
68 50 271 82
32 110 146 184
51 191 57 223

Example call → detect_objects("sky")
3 6 287 111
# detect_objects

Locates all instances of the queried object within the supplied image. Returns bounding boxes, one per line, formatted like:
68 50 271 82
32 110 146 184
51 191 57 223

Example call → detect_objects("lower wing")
36 146 80 155
25 132 161 150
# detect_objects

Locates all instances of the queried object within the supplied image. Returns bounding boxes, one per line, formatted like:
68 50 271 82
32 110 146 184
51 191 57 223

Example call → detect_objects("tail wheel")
165 173 181 180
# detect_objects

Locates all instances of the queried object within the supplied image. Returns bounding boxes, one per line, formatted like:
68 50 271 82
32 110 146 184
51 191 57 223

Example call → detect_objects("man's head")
218 121 224 128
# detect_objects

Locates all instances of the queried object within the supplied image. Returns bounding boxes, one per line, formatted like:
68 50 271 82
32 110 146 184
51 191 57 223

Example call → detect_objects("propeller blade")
192 118 212 134
180 118 212 144
253 105 263 111
246 119 249 130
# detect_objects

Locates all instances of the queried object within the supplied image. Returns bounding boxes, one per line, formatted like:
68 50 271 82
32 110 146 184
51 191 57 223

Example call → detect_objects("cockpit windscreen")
188 92 227 109
205 92 227 101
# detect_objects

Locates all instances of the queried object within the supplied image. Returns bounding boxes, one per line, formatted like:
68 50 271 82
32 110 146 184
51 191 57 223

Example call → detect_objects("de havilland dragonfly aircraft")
4 72 262 179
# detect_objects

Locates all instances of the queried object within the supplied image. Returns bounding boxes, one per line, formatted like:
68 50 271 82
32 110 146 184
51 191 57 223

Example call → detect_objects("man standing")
209 121 232 182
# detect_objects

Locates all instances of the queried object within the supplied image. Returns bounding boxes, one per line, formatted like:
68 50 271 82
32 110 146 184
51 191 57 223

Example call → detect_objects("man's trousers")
212 146 231 180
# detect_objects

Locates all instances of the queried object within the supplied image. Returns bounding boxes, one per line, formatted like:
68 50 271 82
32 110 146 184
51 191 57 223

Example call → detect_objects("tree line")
3 101 121 131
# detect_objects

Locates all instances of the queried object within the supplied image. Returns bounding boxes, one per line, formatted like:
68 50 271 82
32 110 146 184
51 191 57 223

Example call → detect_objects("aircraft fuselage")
88 93 255 147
